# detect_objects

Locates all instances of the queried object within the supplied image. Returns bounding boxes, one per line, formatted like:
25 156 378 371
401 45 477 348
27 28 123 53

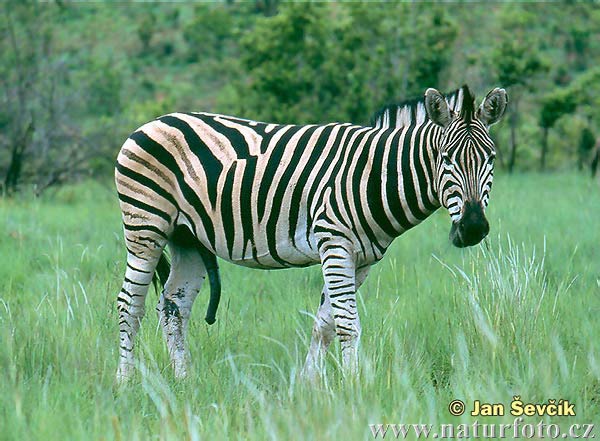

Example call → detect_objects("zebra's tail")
198 248 221 325
153 253 171 294
152 249 222 326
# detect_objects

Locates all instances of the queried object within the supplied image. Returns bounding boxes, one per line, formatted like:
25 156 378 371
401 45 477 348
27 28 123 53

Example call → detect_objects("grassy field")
1 172 599 440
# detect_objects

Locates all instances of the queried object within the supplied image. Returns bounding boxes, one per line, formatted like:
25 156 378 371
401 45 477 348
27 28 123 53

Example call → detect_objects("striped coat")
115 85 508 381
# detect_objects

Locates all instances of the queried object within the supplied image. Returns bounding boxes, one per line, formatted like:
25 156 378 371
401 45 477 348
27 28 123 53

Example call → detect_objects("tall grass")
1 172 599 440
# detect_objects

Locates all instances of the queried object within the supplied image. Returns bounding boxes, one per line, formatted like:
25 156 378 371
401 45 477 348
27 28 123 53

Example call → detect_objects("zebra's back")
115 111 371 269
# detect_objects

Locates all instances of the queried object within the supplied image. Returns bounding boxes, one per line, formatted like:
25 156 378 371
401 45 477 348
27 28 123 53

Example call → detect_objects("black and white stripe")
114 84 508 381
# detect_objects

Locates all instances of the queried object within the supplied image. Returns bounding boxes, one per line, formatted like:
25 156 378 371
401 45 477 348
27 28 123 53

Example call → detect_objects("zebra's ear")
425 88 452 128
477 88 508 127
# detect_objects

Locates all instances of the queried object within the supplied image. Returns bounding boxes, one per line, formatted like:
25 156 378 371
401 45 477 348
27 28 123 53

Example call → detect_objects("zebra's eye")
488 154 496 165
442 153 452 166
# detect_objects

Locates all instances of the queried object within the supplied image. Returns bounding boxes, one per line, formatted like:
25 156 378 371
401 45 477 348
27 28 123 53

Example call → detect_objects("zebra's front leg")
302 289 335 380
303 265 371 379
318 240 362 376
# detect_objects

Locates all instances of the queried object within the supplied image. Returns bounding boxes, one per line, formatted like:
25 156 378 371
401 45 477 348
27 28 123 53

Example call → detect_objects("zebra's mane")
370 86 466 129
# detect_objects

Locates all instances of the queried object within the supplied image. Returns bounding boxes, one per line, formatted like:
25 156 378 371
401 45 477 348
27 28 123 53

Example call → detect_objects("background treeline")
1 1 600 195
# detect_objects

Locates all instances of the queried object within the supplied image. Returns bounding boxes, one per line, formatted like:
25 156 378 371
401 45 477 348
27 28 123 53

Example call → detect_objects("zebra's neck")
365 121 442 243
370 87 463 129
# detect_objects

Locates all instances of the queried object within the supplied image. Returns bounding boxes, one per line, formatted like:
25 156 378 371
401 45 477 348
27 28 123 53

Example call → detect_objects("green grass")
1 172 599 440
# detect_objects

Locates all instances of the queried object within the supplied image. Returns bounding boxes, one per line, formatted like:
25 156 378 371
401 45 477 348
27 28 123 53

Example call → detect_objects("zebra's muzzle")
449 201 489 248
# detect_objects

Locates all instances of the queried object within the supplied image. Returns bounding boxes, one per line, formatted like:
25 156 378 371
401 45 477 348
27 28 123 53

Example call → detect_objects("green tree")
487 6 547 173
227 3 338 123
223 3 458 125
0 2 129 194
84 58 123 117
137 11 156 54
539 89 578 170
538 66 600 170
183 5 234 62
0 2 73 194
561 4 600 73
401 7 458 97
578 126 596 171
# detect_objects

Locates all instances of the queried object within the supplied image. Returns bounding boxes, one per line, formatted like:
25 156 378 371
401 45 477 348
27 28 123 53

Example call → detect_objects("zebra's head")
424 85 508 248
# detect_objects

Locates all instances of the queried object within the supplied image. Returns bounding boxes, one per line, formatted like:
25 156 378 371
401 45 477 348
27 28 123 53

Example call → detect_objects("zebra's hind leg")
157 239 206 379
302 264 371 380
117 238 167 384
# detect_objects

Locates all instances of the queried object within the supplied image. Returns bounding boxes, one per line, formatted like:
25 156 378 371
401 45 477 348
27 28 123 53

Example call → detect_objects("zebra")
114 84 507 382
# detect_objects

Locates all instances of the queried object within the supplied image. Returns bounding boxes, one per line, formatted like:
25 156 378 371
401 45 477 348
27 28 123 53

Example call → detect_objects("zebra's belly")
212 227 321 270
218 244 320 269
221 254 319 270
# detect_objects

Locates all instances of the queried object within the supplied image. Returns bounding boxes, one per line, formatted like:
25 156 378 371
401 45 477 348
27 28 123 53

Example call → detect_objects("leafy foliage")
2 2 600 193
540 90 578 130
183 5 234 61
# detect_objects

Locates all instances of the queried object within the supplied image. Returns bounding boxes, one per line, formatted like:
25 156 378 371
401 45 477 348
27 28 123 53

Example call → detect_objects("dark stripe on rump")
187 113 252 159
116 162 178 208
129 130 216 247
117 191 172 223
158 115 223 209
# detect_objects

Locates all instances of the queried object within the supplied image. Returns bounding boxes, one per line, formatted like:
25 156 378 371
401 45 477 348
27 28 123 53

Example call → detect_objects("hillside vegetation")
1 2 600 194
